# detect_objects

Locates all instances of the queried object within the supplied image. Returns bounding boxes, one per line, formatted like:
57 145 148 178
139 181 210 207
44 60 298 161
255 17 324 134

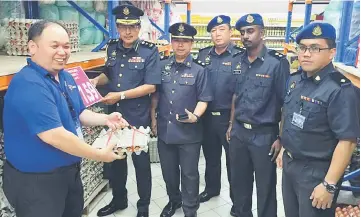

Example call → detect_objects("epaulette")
329 71 351 86
193 58 206 67
160 55 169 61
199 45 213 53
140 40 156 49
108 38 119 45
291 70 302 76
106 39 118 58
233 45 246 56
268 49 286 60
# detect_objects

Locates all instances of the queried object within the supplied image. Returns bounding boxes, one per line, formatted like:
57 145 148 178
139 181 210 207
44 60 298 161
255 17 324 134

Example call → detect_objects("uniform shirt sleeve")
12 81 62 135
328 84 360 140
275 58 290 105
196 67 213 102
144 47 161 85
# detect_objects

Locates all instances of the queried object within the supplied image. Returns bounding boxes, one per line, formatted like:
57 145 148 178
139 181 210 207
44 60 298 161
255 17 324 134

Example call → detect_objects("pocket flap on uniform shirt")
179 77 196 85
302 101 323 113
128 62 145 70
252 77 272 87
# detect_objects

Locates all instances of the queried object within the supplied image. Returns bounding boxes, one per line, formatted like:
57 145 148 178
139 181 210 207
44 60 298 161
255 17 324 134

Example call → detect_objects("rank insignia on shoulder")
160 55 169 61
194 58 206 66
330 72 351 86
268 50 285 60
140 40 155 49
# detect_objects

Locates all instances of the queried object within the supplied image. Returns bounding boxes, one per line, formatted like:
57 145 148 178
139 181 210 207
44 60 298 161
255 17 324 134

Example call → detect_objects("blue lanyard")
47 75 78 121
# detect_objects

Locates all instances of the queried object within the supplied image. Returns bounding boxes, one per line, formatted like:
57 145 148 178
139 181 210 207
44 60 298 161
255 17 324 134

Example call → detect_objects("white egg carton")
93 126 151 155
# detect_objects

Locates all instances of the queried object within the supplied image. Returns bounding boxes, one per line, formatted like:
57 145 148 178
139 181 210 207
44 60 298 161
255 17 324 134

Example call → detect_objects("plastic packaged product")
39 4 59 20
349 0 360 40
59 6 79 23
80 27 96 45
324 0 343 39
79 11 96 29
0 1 26 19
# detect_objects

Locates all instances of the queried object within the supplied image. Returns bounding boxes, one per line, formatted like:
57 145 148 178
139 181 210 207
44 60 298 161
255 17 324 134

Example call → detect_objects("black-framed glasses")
296 45 332 54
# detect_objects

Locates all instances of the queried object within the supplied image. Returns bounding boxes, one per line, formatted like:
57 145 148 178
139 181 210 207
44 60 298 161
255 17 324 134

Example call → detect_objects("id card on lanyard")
49 75 84 140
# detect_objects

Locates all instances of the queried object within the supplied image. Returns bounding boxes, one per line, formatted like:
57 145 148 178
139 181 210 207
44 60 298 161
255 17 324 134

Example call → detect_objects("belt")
207 110 230 116
6 160 81 174
238 121 278 131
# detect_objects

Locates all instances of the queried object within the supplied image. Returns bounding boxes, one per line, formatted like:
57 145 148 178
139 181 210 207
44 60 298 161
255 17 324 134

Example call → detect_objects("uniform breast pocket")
128 62 145 82
178 77 196 96
161 74 171 83
302 101 327 128
250 77 272 101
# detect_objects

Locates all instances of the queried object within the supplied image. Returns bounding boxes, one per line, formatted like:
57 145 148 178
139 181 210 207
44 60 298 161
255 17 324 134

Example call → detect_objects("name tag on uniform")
211 112 221 116
181 73 194 78
291 112 305 129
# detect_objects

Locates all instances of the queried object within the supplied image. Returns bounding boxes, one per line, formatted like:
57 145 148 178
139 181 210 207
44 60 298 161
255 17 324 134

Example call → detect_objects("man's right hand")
97 142 125 162
276 148 285 168
151 118 157 137
226 124 232 143
90 78 99 87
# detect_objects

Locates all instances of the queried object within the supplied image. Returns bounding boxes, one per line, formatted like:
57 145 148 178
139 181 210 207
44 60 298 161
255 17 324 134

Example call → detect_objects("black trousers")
2 161 83 217
158 139 201 217
282 152 336 217
202 111 233 202
230 123 277 217
110 152 152 212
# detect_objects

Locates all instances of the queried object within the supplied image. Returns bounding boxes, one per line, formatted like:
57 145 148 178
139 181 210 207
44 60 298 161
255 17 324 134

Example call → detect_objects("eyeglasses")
296 45 331 54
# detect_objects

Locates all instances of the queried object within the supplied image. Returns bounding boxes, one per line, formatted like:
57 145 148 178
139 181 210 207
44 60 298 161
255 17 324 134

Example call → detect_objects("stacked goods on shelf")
335 205 360 217
181 15 302 53
0 130 15 217
81 105 106 203
0 1 25 20
3 18 80 56
39 1 107 46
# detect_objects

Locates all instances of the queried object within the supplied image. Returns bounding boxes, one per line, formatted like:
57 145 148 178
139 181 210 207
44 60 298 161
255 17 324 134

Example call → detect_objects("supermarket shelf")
83 180 109 215
265 36 285 40
334 62 360 88
194 36 241 41
0 44 171 91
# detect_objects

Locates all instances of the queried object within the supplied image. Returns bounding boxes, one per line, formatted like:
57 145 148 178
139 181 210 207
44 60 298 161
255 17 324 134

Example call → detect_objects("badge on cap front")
246 15 254 23
217 16 223 24
312 25 322 36
123 7 130 15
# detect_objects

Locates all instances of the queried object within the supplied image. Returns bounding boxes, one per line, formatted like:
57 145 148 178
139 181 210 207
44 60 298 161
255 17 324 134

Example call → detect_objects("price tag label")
67 66 102 107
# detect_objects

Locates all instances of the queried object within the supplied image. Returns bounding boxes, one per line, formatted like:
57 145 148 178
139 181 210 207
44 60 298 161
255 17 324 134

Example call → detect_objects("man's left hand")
269 138 282 162
310 183 334 210
101 92 121 105
176 109 198 123
106 112 129 130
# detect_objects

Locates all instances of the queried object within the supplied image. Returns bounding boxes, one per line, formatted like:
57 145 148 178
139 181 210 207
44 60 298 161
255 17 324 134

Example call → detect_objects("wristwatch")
120 92 126 100
322 180 338 194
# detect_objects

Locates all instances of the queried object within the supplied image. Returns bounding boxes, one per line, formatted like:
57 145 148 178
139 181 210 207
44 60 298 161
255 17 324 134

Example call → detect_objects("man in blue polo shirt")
2 20 129 217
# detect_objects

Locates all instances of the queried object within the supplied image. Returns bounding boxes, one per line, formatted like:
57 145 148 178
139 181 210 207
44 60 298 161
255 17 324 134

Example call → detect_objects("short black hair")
28 20 68 42
325 39 336 49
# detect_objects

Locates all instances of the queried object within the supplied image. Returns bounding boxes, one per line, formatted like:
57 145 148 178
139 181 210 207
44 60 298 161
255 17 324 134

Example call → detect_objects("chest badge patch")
301 95 323 105
181 73 194 78
255 74 270 78
205 55 211 64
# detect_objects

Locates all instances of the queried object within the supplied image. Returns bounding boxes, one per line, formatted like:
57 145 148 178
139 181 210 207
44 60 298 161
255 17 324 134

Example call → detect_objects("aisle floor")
84 152 285 217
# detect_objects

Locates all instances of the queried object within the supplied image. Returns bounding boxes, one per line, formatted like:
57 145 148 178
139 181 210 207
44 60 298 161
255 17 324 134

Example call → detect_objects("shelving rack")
284 0 360 88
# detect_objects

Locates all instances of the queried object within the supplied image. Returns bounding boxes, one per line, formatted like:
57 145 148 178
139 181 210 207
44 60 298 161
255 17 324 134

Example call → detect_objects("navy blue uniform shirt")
234 46 290 125
4 58 85 172
282 63 360 160
157 54 213 144
197 44 245 111
104 39 161 127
